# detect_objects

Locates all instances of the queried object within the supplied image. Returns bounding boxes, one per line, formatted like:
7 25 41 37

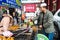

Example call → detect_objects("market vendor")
33 3 55 40
38 3 55 40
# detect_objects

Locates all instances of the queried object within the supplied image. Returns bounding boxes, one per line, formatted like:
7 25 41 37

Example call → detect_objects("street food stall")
8 24 38 40
0 0 49 40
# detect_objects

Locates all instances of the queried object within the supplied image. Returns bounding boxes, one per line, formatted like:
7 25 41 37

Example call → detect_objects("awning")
0 0 21 8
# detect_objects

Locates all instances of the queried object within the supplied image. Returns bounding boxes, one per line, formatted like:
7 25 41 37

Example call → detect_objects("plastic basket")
37 34 49 40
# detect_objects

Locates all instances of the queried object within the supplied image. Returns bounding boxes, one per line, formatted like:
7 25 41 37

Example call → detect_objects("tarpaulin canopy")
0 0 21 8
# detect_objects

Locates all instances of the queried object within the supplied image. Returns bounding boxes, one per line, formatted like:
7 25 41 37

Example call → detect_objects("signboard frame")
21 0 44 3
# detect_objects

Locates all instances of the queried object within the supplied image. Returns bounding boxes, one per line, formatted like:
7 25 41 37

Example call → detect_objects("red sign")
24 4 36 12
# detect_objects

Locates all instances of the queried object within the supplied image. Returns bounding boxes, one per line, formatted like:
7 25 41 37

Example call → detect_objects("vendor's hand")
39 25 42 30
39 25 42 29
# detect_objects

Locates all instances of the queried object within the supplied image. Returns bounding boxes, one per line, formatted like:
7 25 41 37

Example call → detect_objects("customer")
0 10 13 35
38 3 55 40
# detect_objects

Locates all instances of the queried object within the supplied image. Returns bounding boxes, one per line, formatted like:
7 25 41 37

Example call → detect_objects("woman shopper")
0 10 13 35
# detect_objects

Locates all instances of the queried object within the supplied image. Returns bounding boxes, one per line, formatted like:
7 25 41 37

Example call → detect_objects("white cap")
40 3 47 7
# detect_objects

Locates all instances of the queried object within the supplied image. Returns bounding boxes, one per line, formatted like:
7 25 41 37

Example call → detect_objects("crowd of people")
0 2 57 40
